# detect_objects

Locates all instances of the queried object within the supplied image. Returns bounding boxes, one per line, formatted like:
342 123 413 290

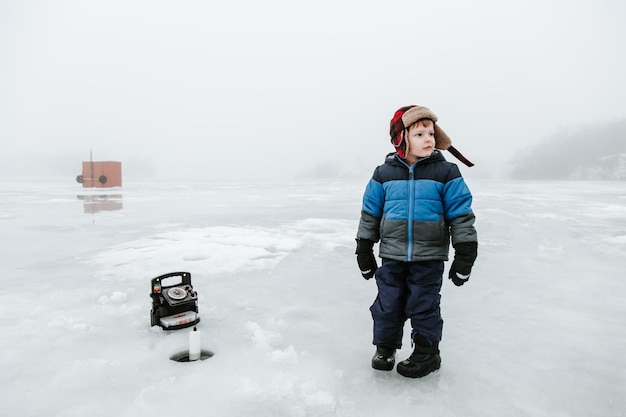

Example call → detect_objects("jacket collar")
387 150 446 167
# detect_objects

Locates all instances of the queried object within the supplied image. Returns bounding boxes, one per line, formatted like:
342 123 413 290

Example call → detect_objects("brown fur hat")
389 105 474 167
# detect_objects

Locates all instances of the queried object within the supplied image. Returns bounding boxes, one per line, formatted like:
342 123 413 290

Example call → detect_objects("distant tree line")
508 119 626 180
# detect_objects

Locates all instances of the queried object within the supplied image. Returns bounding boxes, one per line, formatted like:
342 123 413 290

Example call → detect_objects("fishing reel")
150 272 200 330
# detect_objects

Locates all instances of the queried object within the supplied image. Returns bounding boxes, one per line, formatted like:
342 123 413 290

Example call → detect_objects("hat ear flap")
433 124 452 150
391 131 402 148
391 130 406 158
390 106 414 158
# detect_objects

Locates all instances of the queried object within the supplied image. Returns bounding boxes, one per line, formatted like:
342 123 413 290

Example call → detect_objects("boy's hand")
449 263 471 286
357 252 377 279
449 241 477 287
355 239 378 280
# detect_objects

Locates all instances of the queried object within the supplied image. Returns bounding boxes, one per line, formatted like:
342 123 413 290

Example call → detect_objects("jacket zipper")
407 167 415 262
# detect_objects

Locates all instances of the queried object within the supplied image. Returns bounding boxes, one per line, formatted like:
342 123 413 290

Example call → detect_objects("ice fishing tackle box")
150 271 200 330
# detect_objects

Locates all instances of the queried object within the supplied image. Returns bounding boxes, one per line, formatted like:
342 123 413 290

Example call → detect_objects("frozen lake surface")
1 177 625 417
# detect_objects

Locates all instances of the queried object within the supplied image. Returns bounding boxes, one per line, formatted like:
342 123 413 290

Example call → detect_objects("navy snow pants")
370 258 444 349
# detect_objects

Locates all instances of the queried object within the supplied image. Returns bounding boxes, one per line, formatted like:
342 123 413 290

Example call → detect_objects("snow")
1 178 626 417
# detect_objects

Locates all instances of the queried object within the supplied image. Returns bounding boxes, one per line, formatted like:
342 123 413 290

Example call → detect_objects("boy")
355 105 477 378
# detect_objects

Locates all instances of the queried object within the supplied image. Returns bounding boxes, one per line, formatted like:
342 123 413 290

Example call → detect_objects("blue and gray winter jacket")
357 151 477 262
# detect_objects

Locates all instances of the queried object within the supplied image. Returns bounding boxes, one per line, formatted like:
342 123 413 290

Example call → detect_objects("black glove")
448 241 477 286
355 238 378 280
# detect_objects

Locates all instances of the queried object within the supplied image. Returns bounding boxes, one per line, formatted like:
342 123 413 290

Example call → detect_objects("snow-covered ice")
1 177 625 417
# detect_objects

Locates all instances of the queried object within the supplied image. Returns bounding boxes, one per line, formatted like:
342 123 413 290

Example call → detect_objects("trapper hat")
390 105 474 167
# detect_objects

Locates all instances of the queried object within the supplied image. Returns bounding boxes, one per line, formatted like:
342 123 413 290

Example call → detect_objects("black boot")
371 346 396 371
396 334 441 378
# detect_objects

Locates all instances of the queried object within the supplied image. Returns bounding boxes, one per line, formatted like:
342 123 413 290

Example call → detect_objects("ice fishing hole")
170 350 214 362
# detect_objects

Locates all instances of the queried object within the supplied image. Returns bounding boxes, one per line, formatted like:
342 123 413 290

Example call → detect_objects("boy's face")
406 120 435 161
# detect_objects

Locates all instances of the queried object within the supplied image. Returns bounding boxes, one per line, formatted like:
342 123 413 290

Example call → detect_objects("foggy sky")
1 0 625 181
